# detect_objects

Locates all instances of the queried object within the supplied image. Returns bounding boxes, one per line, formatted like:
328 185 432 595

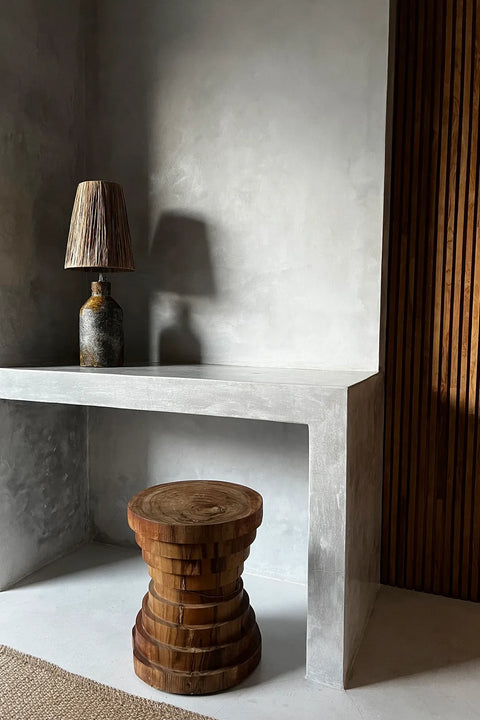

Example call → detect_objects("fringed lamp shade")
64 181 134 271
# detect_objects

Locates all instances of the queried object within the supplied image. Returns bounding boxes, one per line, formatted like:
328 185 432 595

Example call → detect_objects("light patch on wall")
89 407 309 585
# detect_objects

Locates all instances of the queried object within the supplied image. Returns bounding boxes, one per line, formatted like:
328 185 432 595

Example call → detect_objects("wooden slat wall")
382 0 480 600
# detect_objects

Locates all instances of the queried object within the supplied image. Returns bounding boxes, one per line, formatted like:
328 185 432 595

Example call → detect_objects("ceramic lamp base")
79 281 124 367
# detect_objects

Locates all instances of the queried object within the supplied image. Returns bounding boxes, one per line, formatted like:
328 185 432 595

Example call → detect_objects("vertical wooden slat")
404 0 429 589
464 1 480 598
422 0 448 595
382 0 411 586
383 0 480 601
381 0 406 584
390 0 418 587
415 0 446 591
429 0 455 595
442 0 465 598
396 0 421 588
451 0 472 598
468 6 480 597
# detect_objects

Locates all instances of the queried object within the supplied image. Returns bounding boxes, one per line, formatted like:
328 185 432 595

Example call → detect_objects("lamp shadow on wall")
158 299 202 365
148 212 216 365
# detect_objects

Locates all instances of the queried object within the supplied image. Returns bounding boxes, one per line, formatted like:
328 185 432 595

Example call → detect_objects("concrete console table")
0 364 383 688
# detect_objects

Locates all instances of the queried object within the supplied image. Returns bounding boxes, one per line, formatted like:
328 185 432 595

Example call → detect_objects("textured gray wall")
86 0 389 574
89 409 309 583
88 0 388 371
345 374 384 682
0 1 88 589
0 401 86 589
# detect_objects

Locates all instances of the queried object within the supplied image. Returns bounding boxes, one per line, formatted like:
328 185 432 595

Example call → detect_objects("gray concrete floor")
0 543 479 720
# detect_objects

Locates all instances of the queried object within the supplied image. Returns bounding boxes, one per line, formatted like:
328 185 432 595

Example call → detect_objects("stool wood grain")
127 480 263 694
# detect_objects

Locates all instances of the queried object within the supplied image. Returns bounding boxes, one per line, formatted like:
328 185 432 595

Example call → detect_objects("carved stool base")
127 480 263 695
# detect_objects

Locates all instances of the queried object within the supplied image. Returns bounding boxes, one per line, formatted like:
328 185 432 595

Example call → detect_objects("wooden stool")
127 480 263 694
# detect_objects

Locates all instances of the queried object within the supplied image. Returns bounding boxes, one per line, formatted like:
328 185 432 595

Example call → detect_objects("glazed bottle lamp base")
79 280 124 368
127 480 263 695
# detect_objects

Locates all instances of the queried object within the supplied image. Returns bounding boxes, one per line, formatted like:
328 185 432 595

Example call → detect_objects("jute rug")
0 645 216 720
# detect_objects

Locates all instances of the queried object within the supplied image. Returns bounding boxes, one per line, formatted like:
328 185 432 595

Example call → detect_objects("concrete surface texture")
345 374 384 682
90 409 310 585
2 543 479 720
0 364 382 687
87 0 389 371
0 401 87 589
0 0 88 589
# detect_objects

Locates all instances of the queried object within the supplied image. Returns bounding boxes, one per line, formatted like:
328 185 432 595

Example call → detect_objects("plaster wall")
345 373 384 682
89 410 309 584
87 0 389 574
0 1 88 589
88 0 388 372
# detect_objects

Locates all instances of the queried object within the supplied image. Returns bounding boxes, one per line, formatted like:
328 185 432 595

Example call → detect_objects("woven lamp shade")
65 181 134 271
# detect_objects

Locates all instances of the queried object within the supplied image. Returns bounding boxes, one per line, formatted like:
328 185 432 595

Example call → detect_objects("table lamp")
64 180 135 367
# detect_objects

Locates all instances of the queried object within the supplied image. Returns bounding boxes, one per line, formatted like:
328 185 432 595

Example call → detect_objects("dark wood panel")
382 0 480 600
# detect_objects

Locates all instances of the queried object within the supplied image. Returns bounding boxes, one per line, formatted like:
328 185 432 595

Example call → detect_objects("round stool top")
127 480 263 544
